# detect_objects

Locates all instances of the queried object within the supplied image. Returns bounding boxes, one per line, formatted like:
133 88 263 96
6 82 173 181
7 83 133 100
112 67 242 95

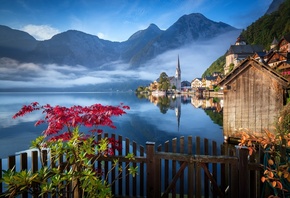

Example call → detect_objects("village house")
268 35 290 80
191 75 222 90
224 34 264 74
219 57 289 139
202 76 222 89
252 34 290 80
191 78 203 89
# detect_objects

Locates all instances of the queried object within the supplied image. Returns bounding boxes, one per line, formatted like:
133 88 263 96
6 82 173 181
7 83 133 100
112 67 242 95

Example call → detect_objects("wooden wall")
223 62 285 138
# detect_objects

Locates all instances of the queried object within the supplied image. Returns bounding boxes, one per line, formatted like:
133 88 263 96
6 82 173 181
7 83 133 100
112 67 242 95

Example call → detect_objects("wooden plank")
161 162 188 198
157 144 162 196
118 135 123 196
0 158 2 193
155 144 161 197
187 136 194 198
8 155 16 170
248 67 256 133
200 163 224 197
255 69 263 133
235 77 241 132
165 140 169 194
20 153 28 170
146 142 156 198
111 133 116 195
31 151 38 198
42 150 48 166
133 141 137 196
180 136 184 197
104 133 109 180
172 138 177 198
125 138 130 196
262 73 270 131
212 141 217 198
58 154 64 198
195 136 201 198
204 138 209 198
140 145 145 197
249 152 259 197
220 144 226 194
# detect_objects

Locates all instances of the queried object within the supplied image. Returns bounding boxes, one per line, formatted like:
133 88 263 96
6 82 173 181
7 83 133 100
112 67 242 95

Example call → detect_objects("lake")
0 92 224 159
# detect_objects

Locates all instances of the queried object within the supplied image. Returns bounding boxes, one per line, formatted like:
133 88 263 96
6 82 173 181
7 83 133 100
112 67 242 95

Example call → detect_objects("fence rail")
0 133 264 197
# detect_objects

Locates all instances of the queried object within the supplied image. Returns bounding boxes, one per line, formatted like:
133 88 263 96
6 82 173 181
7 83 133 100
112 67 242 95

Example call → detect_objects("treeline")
241 0 290 49
202 0 290 77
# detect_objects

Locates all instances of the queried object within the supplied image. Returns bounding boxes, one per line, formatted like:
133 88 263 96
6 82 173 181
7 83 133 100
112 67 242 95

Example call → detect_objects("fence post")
236 146 249 198
146 142 156 197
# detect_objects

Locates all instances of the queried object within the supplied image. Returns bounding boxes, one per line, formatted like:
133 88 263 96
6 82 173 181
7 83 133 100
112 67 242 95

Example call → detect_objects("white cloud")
21 24 60 40
139 30 240 81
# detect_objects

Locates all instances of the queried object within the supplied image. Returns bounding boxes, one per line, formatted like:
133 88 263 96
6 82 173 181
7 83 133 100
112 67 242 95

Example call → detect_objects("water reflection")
0 92 224 159
136 92 223 131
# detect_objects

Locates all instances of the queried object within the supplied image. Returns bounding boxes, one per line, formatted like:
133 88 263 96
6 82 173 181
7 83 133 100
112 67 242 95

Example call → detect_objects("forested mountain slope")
202 0 289 77
241 0 290 49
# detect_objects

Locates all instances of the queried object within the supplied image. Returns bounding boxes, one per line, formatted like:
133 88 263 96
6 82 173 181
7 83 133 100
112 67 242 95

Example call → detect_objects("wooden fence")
0 133 264 198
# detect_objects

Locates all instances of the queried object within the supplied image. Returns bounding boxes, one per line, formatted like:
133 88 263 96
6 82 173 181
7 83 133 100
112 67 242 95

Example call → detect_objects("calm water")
0 92 223 159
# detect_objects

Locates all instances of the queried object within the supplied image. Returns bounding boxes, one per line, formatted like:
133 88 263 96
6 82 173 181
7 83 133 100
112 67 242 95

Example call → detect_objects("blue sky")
0 0 272 41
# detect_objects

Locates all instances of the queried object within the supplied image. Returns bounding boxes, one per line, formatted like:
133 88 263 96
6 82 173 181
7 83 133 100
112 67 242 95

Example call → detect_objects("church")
168 56 181 92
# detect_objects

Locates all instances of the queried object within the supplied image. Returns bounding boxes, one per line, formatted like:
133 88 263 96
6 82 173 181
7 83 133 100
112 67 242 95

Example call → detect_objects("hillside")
202 0 289 77
241 0 290 49
202 54 225 78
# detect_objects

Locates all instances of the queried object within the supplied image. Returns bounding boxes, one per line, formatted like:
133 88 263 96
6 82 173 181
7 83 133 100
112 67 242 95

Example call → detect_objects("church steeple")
175 55 181 91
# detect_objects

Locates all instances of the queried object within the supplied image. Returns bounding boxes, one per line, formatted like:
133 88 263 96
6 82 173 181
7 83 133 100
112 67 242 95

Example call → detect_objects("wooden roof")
266 52 287 64
218 57 290 88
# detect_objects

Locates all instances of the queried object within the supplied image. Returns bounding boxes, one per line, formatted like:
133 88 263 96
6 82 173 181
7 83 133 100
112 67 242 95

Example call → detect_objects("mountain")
121 23 163 63
0 25 37 60
0 13 237 69
129 13 237 66
0 13 238 91
266 0 285 14
28 30 119 68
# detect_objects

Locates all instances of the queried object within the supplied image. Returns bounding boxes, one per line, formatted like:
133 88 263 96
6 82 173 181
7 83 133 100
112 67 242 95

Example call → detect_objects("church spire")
175 55 181 91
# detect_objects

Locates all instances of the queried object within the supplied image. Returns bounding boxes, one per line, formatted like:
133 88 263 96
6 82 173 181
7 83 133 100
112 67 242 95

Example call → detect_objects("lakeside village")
137 33 290 140
136 34 290 100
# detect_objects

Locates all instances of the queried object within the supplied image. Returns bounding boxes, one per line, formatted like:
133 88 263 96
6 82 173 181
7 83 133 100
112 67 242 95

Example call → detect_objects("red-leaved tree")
2 102 134 197
13 102 129 141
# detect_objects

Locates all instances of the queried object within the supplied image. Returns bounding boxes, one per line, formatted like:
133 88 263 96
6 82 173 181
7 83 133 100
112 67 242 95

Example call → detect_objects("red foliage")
13 102 130 142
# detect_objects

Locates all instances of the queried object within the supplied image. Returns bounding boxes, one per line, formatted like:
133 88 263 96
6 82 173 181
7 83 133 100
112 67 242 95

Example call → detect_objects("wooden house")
219 57 289 138
278 34 290 55
273 61 290 81
267 52 288 67
266 34 290 80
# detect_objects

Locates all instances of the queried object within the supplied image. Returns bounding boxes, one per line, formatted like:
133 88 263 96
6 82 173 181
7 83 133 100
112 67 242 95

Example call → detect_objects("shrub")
1 102 137 198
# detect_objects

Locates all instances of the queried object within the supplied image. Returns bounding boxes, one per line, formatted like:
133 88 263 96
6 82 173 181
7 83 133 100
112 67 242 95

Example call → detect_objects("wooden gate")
0 134 262 197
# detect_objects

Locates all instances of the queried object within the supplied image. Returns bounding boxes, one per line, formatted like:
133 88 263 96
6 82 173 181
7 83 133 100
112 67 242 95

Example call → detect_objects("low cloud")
0 30 239 89
139 29 240 81
21 24 60 40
